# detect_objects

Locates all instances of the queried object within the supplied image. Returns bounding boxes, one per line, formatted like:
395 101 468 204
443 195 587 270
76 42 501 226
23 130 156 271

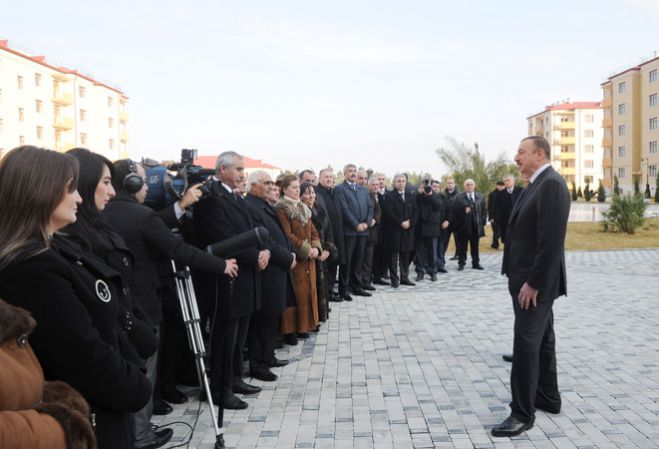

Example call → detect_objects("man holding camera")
414 179 445 281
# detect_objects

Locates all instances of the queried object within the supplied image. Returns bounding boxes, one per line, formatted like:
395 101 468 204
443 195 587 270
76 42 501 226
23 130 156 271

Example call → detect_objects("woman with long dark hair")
0 146 151 449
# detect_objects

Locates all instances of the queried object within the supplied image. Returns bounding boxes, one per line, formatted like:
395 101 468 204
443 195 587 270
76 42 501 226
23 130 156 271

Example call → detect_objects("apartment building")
527 101 603 190
0 39 128 160
601 53 659 195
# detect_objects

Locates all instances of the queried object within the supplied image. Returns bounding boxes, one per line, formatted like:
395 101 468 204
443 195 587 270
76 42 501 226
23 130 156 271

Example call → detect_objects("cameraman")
414 179 445 282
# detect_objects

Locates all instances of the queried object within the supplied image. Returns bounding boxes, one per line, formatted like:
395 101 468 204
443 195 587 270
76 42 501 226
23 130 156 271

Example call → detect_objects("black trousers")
491 221 501 248
372 243 388 280
362 240 376 286
156 306 188 398
456 231 480 266
441 225 458 258
210 314 250 396
388 251 410 284
327 261 339 293
339 235 367 294
415 236 439 275
247 310 279 368
509 286 560 424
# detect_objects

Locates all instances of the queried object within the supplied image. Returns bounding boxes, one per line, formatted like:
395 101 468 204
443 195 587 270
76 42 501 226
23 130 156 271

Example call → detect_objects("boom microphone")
206 227 270 258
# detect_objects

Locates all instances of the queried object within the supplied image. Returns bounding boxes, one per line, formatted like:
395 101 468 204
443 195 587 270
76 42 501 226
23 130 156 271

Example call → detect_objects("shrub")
584 182 592 202
597 181 606 203
577 186 583 198
634 176 640 194
601 193 646 234
571 182 577 201
613 175 620 196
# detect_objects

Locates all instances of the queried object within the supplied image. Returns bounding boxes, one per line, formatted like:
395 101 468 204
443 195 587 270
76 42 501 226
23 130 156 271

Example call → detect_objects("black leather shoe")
134 428 174 449
328 294 343 302
491 244 499 250
373 278 389 285
161 388 188 404
430 273 437 282
473 264 484 270
450 255 459 261
221 392 248 410
250 367 278 382
296 332 310 338
535 401 561 414
363 285 376 291
437 267 448 273
502 354 513 363
491 416 533 437
415 273 424 281
266 357 288 367
457 265 464 271
232 379 262 395
352 289 371 297
390 281 399 288
152 399 173 416
400 279 416 286
284 334 298 346
342 294 353 302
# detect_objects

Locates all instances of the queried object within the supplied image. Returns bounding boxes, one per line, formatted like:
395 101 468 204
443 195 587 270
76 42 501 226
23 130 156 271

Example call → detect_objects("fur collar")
0 299 35 344
276 196 312 225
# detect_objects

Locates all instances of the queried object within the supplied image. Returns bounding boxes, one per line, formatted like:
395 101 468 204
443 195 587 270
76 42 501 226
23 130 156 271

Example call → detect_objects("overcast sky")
2 0 658 177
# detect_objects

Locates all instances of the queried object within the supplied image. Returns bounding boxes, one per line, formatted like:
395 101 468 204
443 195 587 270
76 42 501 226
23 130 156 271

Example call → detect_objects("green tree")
633 175 640 194
613 175 620 196
597 180 606 203
645 181 652 199
435 137 518 196
583 181 592 202
577 186 583 199
571 182 578 201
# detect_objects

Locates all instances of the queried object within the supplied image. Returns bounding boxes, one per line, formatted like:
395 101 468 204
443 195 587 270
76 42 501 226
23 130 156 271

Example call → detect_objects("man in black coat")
497 174 525 245
492 136 570 437
316 168 345 302
381 174 418 287
414 179 445 281
451 179 486 271
488 181 505 249
361 176 382 290
372 172 390 284
192 151 271 414
244 170 296 374
441 177 460 260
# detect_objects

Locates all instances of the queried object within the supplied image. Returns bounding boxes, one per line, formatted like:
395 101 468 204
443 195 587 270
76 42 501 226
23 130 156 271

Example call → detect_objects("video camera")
422 178 432 194
144 149 216 210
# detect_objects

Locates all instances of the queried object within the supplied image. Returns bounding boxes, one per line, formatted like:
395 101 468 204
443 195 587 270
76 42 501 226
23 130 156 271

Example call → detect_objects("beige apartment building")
601 53 659 195
527 101 603 190
0 39 128 160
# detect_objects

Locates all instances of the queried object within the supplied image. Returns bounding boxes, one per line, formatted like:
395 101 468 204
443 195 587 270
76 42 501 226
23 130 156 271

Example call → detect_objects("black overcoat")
0 236 151 449
416 192 445 237
496 186 525 242
451 192 486 237
315 184 346 264
381 190 418 252
244 193 296 315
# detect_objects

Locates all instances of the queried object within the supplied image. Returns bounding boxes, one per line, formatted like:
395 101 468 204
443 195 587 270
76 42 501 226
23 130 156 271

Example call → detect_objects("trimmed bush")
571 182 577 201
614 176 620 196
602 193 646 234
584 182 592 202
597 181 606 203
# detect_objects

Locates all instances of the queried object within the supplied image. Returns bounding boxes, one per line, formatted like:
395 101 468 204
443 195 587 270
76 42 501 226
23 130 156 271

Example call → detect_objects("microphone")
206 227 270 258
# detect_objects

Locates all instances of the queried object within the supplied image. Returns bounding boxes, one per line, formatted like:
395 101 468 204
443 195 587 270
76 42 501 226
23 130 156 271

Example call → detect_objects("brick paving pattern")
154 249 659 449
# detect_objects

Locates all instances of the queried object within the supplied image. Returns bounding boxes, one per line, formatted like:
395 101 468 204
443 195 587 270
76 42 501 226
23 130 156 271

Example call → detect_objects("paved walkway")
154 249 659 449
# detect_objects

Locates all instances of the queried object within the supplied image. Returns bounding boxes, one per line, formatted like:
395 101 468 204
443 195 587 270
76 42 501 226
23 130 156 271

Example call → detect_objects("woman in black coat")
0 146 151 449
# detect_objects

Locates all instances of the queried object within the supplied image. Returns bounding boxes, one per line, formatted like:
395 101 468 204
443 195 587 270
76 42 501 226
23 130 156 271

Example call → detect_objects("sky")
2 0 659 177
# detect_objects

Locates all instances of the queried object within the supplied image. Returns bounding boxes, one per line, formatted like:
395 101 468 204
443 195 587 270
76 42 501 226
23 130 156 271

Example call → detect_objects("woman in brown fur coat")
0 299 96 449
276 175 322 345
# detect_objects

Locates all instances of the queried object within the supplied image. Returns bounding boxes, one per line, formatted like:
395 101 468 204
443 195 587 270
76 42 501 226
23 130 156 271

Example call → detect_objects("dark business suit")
361 191 381 287
441 188 460 259
497 186 525 244
452 191 486 267
335 181 373 294
488 188 502 249
315 184 345 294
502 166 570 424
381 189 418 285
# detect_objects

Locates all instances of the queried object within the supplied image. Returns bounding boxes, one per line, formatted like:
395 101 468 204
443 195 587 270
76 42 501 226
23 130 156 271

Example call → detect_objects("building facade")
527 101 604 190
0 39 128 160
602 53 659 195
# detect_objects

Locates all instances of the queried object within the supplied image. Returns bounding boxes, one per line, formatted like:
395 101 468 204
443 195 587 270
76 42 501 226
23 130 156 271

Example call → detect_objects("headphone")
123 160 144 194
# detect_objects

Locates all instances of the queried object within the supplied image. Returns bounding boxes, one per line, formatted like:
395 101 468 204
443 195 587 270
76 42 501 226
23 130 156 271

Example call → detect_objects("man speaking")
492 136 570 437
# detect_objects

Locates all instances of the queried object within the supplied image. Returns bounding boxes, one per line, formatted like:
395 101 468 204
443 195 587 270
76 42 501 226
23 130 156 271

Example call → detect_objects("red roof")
527 101 602 119
195 155 280 170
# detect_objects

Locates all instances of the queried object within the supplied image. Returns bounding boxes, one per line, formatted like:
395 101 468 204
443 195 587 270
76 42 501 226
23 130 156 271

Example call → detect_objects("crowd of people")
0 135 569 447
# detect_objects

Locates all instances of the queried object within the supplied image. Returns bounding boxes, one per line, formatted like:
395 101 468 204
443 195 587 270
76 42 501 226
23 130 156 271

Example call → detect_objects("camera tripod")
171 261 225 449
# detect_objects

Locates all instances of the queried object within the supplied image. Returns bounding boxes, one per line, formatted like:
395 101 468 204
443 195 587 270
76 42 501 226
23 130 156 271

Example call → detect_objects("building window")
651 117 658 130
584 129 594 138
108 117 114 128
650 141 658 153
36 99 42 113
619 124 626 136
619 81 626 93
19 136 25 145
109 139 114 150
36 126 43 140
107 97 113 107
584 114 594 123
650 69 658 83
79 86 86 98
651 94 658 107
17 75 23 90
650 165 657 178
561 130 569 137
584 145 594 153
35 73 42 87
618 103 626 115
584 160 594 168
619 167 626 178
561 145 569 153
618 146 626 157
79 109 86 121
80 133 87 145
18 108 24 122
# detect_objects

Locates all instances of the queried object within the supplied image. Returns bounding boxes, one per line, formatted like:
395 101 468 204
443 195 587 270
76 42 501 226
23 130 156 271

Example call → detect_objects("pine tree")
597 181 606 203
584 182 591 201
634 176 640 195
645 182 651 199
577 186 583 198
571 182 578 201
613 175 620 196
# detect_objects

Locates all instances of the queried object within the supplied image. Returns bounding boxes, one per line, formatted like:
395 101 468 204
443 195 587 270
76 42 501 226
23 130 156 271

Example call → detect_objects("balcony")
603 158 613 168
119 111 128 121
51 73 71 82
602 117 612 128
52 92 73 106
557 121 575 130
603 137 613 147
558 152 576 160
120 131 129 141
559 167 575 175
559 136 575 145
53 117 73 130
601 97 612 108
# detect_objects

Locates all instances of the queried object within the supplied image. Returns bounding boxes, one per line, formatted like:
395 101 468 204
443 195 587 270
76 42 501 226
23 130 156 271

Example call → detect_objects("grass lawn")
444 218 659 255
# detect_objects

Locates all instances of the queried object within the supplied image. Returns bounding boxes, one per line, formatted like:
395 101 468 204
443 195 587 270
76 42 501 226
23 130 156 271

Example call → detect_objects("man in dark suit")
335 163 373 299
381 174 418 287
497 174 525 245
492 136 570 437
362 176 382 290
192 151 271 414
488 181 505 249
414 179 445 281
244 171 296 375
451 179 486 271
372 172 390 285
441 177 460 261
315 168 345 301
